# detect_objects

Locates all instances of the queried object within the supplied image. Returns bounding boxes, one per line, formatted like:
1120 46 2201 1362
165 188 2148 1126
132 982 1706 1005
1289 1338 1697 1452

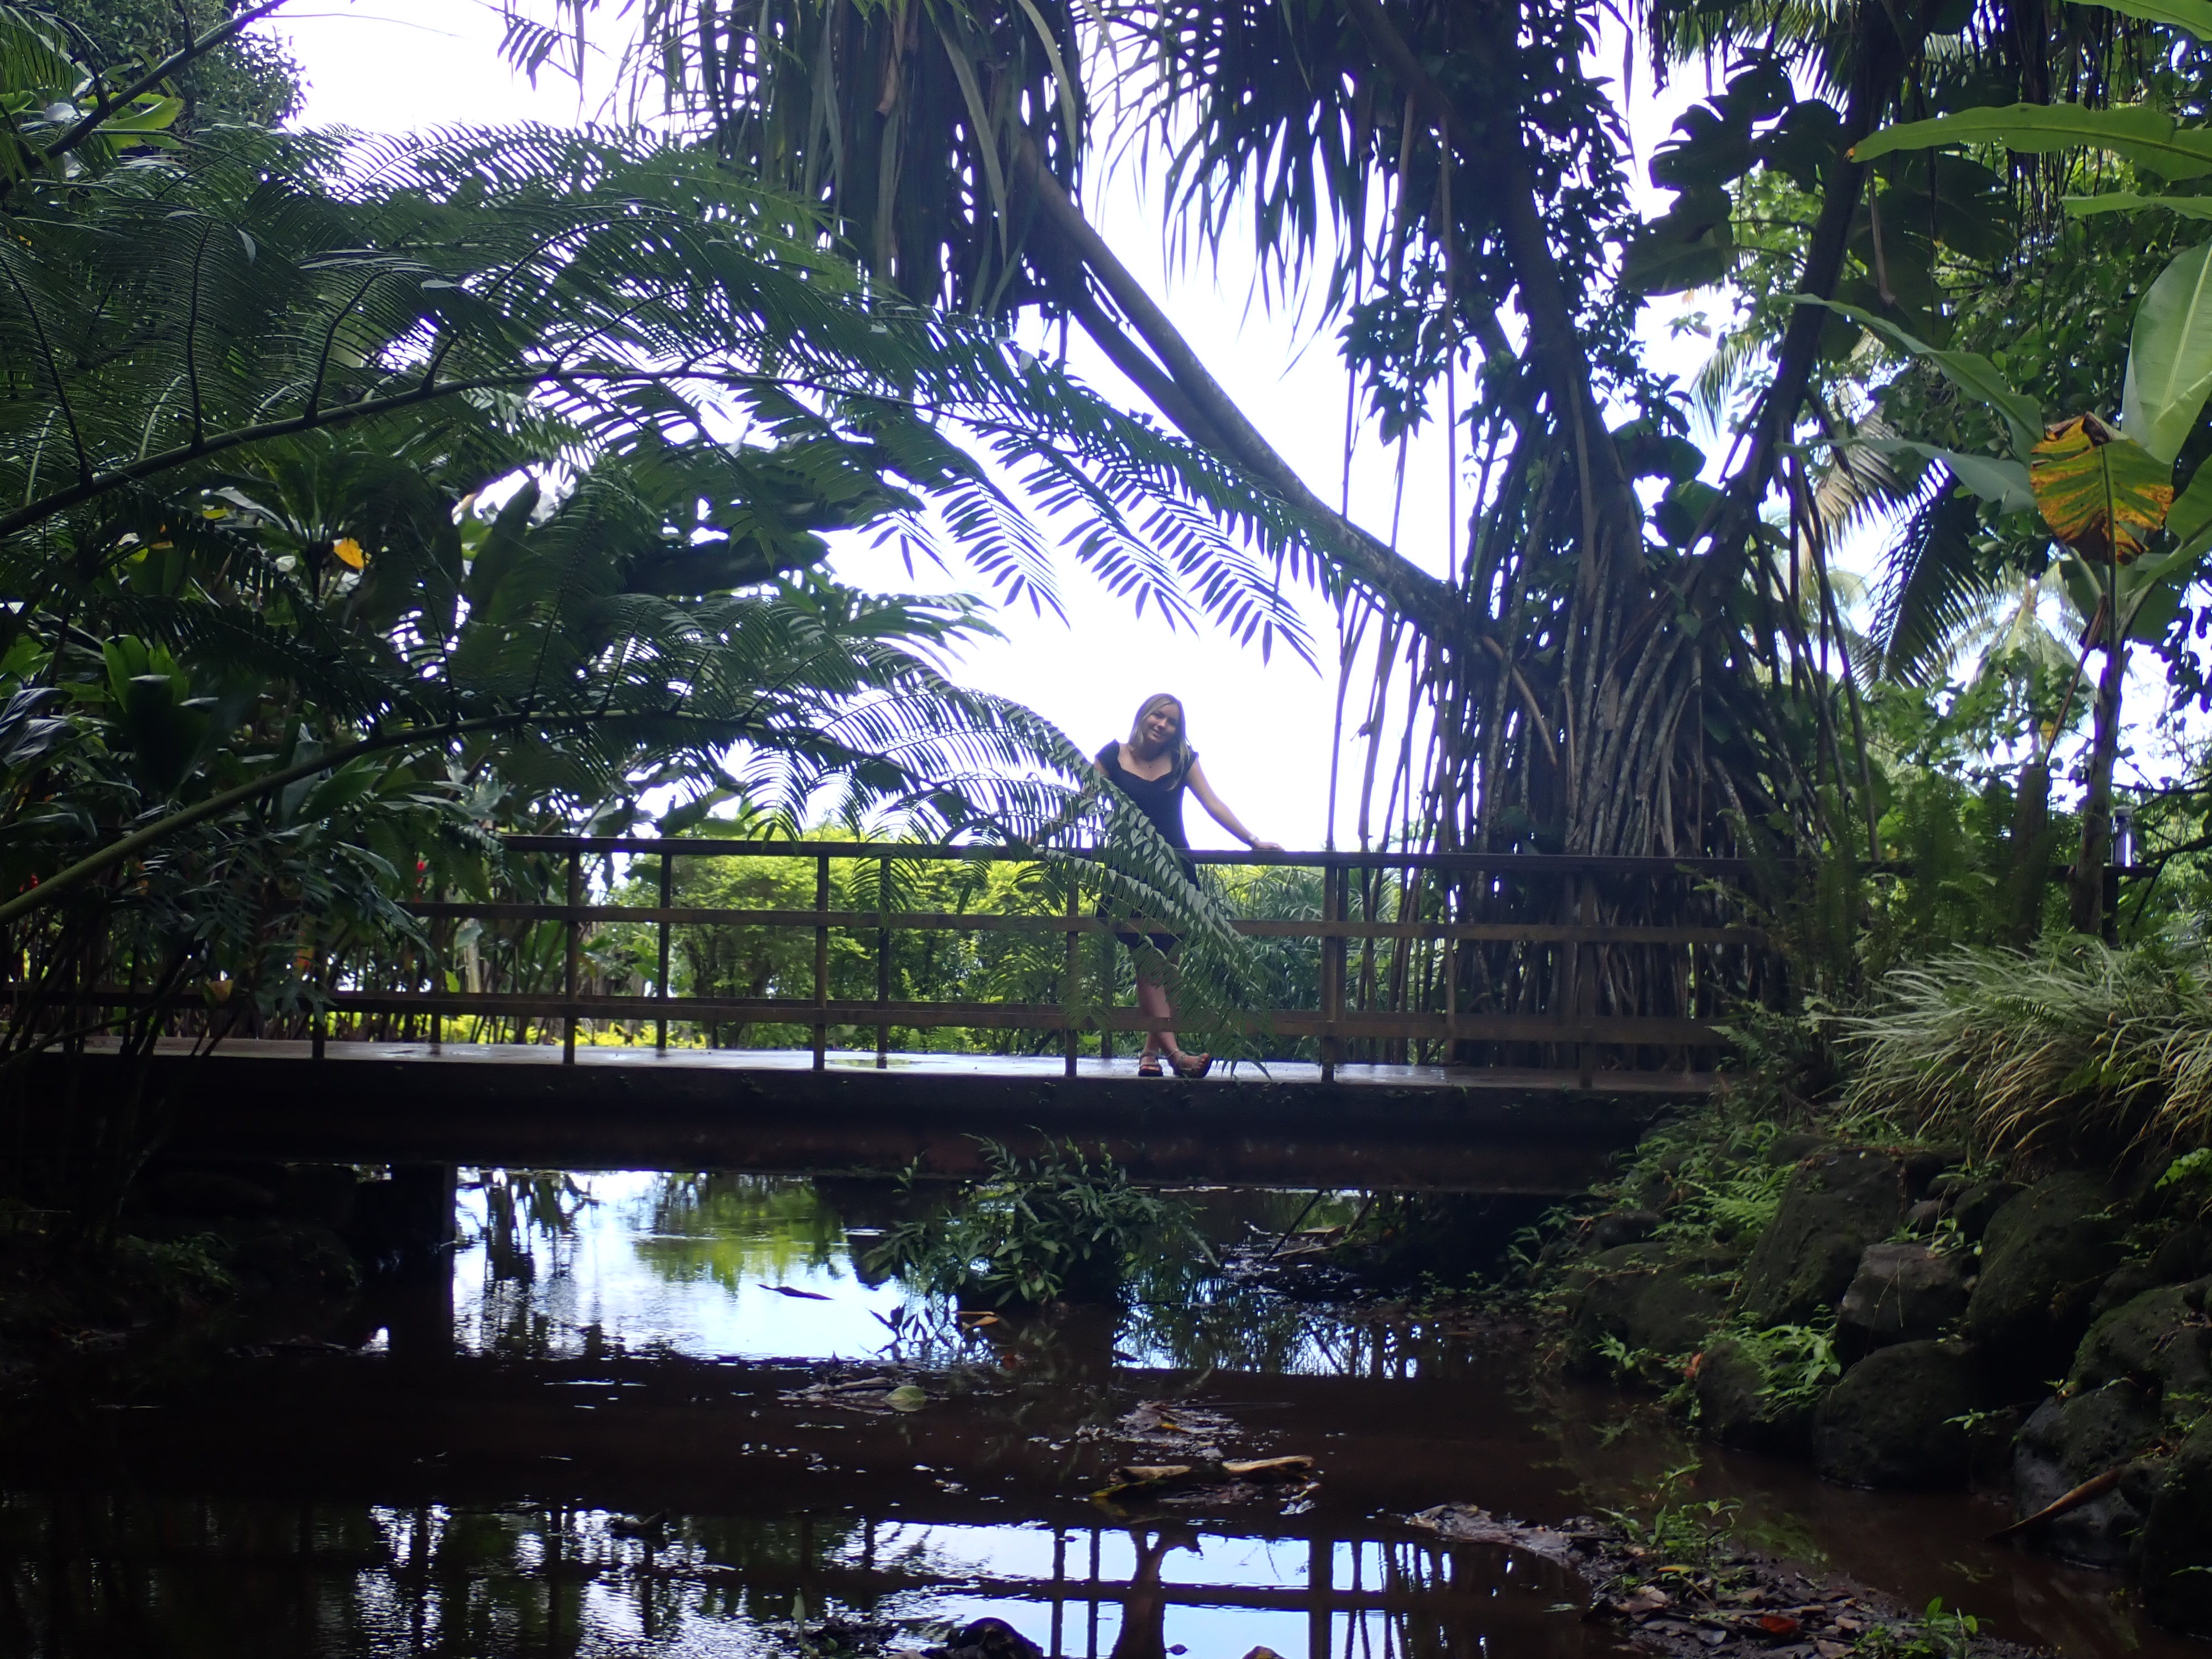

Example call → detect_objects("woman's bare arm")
1186 760 1281 851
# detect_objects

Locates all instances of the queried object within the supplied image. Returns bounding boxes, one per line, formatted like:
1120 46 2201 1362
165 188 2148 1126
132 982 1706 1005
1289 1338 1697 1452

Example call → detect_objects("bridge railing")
200 836 1777 1086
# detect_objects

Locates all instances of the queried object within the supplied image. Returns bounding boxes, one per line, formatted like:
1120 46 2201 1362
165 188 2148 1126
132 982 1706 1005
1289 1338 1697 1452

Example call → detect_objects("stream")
0 1171 2190 1659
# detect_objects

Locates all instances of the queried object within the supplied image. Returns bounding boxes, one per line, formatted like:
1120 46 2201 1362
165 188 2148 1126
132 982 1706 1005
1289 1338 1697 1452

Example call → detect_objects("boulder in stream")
927 1616 1046 1659
1947 1178 2022 1244
2071 1282 2212 1399
1814 1340 1980 1489
1739 1148 1909 1327
1964 1171 2124 1384
2006 1281 2212 1567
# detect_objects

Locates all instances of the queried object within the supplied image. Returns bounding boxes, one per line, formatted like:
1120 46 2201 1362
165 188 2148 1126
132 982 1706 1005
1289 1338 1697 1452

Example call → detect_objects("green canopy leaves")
2125 241 2212 462
1854 103 2212 180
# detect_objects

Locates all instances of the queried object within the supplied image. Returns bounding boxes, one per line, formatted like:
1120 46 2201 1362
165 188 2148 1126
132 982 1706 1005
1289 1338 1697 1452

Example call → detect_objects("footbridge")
61 838 1775 1192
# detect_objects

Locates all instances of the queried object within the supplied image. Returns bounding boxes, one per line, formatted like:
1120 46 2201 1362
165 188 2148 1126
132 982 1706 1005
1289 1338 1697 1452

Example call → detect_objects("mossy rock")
2002 1280 2212 1567
2142 1414 2212 1633
1739 1148 1909 1327
2013 1385 2162 1567
2070 1282 2212 1402
1836 1240 1971 1360
1964 1171 2124 1385
1567 1248 1727 1378
1691 1334 1818 1456
2153 1225 2212 1285
1813 1340 1980 1490
1949 1178 2022 1244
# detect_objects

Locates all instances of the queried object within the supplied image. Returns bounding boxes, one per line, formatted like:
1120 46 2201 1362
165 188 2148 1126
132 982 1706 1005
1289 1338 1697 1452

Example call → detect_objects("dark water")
0 1172 2188 1659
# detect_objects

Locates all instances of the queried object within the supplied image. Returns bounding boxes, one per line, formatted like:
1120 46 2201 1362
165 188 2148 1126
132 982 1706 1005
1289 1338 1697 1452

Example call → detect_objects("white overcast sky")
269 0 1751 849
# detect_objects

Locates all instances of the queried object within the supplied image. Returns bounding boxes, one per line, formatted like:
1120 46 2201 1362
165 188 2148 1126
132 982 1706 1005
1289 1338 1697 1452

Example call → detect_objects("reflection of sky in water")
449 1171 1398 1375
454 1171 910 1361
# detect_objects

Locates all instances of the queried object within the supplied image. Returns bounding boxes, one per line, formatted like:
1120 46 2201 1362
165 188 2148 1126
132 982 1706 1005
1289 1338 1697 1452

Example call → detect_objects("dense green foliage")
41 0 302 128
867 1140 1201 1307
0 3 1326 1224
20 0 2212 1230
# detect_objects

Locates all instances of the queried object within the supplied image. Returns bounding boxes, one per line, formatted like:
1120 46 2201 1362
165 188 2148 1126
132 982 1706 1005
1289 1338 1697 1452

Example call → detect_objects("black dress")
1095 741 1198 951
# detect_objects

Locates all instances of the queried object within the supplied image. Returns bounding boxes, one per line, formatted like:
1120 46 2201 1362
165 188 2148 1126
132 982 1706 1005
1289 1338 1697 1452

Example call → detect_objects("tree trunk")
2008 758 2052 946
2069 623 2126 938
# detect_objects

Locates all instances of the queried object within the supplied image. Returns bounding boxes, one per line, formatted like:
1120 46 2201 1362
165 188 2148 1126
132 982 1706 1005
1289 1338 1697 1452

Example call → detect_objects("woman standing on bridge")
1096 693 1279 1079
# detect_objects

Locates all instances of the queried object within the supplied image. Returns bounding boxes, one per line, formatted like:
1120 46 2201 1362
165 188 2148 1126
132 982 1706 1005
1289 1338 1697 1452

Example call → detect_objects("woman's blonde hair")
1127 693 1192 771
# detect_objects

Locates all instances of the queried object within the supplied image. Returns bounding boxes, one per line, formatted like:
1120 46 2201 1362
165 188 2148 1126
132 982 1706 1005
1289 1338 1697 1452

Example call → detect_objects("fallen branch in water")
1987 1467 2126 1542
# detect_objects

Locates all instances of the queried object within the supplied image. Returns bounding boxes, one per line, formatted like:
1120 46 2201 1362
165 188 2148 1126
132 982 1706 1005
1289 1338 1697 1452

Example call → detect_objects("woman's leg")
1134 971 1178 1062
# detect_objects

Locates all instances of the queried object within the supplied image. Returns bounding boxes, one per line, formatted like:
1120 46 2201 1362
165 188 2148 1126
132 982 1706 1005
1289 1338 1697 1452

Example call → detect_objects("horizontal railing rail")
399 901 1767 947
66 837 1794 1087
499 833 1790 875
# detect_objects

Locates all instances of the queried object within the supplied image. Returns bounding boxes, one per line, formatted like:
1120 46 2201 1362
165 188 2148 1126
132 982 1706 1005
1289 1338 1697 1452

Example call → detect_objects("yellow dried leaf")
2030 415 2172 562
332 536 366 570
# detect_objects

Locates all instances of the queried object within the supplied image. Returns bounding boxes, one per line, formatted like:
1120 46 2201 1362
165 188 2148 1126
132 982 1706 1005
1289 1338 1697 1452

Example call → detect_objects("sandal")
1136 1056 1165 1078
1168 1051 1213 1080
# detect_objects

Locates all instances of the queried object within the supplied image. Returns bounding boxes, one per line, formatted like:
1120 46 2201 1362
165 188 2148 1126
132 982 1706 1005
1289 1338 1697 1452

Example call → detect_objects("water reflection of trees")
471 1168 597 1285
629 1173 853 1292
0 1486 1580 1659
451 1171 1504 1381
461 1169 598 1358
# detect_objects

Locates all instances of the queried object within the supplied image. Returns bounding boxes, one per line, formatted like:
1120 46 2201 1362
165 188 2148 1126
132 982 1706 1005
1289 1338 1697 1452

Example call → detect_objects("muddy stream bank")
0 1173 2178 1658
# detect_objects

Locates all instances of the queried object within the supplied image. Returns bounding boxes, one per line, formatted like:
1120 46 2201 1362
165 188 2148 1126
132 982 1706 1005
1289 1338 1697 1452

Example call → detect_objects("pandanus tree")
498 0 2185 882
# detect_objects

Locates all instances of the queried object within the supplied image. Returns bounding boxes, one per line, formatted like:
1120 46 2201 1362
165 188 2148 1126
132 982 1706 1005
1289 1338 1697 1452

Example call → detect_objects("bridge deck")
82 1040 1702 1192
177 1039 1715 1091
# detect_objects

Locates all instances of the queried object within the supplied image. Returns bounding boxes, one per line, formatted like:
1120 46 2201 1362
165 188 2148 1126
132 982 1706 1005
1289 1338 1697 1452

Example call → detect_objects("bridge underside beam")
58 1042 1688 1193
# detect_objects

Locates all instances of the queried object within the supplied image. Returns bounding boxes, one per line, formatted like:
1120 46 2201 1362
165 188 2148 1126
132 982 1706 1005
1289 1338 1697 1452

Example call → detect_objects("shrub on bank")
1493 950 2212 1637
1841 937 2212 1165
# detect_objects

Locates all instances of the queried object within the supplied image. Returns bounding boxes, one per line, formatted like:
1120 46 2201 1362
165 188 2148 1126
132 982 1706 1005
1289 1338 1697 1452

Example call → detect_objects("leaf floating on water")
756 1284 832 1300
885 1384 929 1412
1220 1455 1314 1480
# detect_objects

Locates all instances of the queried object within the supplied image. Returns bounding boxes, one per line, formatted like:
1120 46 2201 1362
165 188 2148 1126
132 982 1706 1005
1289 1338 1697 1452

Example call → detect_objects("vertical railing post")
563 847 581 1065
655 848 673 1054
1063 872 1081 1079
1321 860 1343 1084
876 853 891 1070
1097 899 1115 1066
1576 874 1598 1089
812 852 830 1072
1444 888 1459 1066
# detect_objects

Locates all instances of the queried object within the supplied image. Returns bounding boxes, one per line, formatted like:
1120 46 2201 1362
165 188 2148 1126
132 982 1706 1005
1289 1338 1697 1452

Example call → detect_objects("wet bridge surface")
102 1039 1702 1193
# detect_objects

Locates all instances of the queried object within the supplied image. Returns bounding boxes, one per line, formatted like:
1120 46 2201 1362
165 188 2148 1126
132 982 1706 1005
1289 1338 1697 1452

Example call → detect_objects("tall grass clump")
1840 936 2212 1165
